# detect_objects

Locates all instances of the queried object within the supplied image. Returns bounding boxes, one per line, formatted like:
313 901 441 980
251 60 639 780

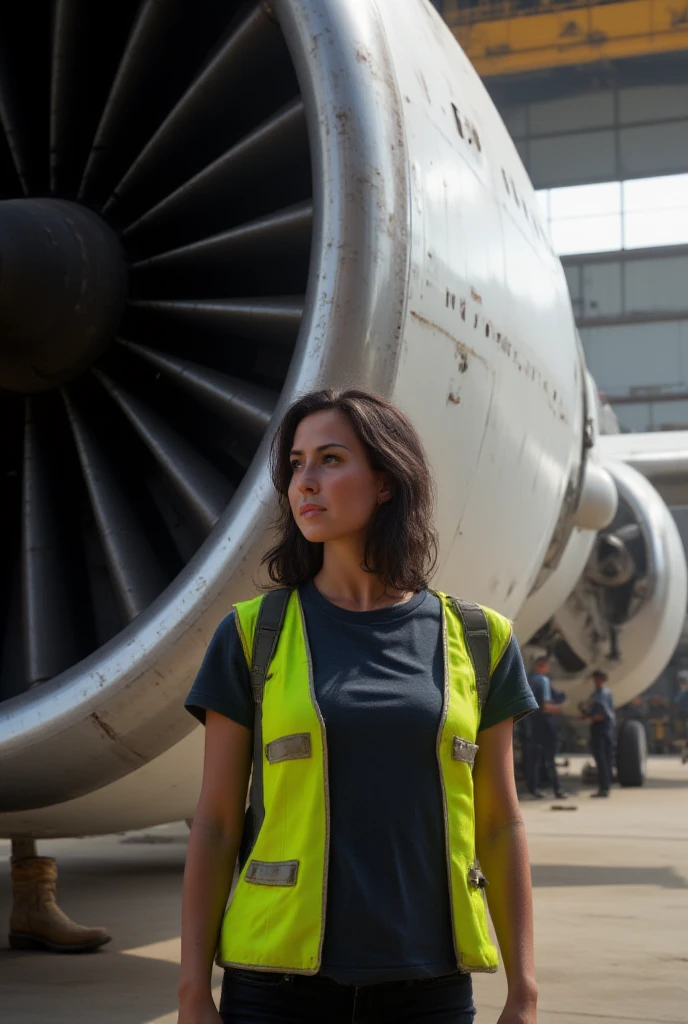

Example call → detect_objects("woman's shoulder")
438 592 514 669
184 607 254 728
479 605 514 671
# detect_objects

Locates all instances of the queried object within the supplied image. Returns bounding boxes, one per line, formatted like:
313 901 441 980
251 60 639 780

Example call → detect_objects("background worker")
674 672 688 764
526 655 568 800
580 670 616 798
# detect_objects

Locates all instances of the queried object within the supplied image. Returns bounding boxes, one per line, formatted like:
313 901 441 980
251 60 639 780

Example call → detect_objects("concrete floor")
1 756 687 1024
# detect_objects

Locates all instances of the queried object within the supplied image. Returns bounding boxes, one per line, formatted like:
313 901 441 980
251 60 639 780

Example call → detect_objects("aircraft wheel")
616 720 647 787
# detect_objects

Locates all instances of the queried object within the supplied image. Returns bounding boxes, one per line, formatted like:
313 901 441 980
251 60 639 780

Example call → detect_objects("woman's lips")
300 505 326 518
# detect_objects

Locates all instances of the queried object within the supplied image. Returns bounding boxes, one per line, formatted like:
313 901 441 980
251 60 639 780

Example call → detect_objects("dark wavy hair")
262 388 438 592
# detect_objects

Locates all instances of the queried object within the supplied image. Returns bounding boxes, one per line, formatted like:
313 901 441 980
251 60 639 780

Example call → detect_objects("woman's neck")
312 538 413 612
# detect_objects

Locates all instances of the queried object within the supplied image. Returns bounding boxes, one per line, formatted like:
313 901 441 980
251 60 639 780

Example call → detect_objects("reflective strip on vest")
217 589 512 975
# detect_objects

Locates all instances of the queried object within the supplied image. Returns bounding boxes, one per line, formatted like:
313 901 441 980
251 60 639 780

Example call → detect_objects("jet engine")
0 0 679 832
548 460 687 711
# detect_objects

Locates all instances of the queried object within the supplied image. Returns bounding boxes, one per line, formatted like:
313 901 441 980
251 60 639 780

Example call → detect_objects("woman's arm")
178 710 252 1022
474 718 538 1023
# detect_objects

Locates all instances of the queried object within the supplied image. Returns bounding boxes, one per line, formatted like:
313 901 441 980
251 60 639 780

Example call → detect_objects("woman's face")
288 409 389 545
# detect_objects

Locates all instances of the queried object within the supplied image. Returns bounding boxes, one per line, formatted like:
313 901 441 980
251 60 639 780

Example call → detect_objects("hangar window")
624 175 688 250
538 182 622 256
536 173 688 256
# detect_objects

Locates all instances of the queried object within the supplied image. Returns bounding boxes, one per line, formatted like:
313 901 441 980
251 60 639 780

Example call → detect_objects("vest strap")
450 599 491 711
243 588 291 868
251 588 291 704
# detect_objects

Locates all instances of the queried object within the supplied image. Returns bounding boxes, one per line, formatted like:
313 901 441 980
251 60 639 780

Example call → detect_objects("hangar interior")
435 0 688 700
502 75 688 436
436 0 688 435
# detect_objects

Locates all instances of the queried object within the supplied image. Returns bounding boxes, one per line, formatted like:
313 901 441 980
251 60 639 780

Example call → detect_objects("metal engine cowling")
0 0 412 813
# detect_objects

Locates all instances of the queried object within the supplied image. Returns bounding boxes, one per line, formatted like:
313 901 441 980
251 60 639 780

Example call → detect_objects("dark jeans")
591 728 614 793
219 968 475 1024
525 735 561 796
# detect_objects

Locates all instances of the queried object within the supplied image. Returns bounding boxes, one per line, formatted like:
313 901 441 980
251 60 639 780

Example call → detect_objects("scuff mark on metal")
417 70 432 105
457 299 568 424
410 310 487 366
449 382 496 549
91 713 148 766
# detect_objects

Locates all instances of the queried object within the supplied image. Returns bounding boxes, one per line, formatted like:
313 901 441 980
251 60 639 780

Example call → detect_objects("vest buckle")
468 863 488 889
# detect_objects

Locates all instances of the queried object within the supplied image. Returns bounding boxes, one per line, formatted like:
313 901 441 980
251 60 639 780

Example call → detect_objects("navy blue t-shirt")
185 584 536 985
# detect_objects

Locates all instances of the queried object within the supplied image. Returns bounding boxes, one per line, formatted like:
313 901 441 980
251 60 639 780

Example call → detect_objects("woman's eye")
323 454 340 464
290 460 301 471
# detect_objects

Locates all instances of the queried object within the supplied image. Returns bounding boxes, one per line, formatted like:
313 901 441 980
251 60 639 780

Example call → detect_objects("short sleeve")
479 634 538 732
184 611 254 729
529 674 546 708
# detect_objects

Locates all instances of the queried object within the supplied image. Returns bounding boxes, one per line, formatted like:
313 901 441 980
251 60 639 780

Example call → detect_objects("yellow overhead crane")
444 0 688 77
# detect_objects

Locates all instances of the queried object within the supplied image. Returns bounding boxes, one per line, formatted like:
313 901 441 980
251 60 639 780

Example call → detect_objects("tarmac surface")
1 755 687 1024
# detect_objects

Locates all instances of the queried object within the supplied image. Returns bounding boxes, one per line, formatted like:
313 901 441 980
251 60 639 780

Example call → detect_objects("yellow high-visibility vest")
217 589 512 975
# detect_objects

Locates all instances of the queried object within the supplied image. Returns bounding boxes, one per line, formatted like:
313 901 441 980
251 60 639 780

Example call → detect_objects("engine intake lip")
0 0 410 815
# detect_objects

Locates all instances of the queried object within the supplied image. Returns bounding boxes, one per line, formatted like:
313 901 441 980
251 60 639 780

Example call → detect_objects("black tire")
616 720 648 787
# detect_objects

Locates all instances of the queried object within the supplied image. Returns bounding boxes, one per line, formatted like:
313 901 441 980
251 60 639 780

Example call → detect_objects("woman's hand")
177 989 222 1024
496 991 538 1023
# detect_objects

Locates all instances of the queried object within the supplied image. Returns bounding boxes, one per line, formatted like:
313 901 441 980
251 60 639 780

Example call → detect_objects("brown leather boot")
9 856 111 953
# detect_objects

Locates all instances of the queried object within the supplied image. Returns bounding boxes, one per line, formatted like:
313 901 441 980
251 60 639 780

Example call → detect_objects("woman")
178 388 538 1024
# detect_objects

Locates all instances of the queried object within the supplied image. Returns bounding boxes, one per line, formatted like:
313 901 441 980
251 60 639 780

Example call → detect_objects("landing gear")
616 720 647 787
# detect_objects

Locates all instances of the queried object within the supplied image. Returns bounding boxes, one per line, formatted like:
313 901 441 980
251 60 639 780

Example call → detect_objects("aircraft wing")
598 430 688 649
598 431 688 507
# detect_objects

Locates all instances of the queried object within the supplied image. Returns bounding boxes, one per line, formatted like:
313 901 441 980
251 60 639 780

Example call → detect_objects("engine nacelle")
515 368 618 644
547 461 687 710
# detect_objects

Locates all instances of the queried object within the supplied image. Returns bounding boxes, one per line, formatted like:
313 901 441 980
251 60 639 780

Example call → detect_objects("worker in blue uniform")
581 670 616 798
525 656 568 800
674 672 688 764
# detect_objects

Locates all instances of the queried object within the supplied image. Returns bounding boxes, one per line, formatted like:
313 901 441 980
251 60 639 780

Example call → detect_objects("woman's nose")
298 467 318 493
